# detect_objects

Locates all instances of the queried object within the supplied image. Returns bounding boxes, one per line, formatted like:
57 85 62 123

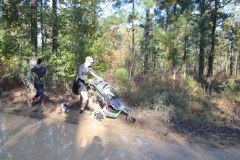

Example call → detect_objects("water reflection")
0 113 145 160
1 113 239 160
81 136 105 160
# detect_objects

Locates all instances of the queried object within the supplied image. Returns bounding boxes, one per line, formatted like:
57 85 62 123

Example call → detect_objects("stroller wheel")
126 115 136 124
93 111 105 123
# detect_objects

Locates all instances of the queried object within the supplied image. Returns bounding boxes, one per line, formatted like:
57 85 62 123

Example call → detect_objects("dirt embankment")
0 87 240 149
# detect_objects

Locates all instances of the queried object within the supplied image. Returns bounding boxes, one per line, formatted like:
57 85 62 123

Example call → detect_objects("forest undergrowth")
112 71 240 141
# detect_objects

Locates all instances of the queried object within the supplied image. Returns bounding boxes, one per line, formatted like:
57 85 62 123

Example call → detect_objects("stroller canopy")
95 81 119 99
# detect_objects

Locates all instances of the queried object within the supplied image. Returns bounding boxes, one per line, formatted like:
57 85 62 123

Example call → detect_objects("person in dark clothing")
27 58 48 111
61 56 102 114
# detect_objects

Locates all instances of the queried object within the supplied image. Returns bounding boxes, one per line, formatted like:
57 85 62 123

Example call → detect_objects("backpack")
72 75 79 94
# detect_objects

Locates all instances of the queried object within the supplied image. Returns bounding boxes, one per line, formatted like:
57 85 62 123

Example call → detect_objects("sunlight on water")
0 113 148 160
0 113 239 160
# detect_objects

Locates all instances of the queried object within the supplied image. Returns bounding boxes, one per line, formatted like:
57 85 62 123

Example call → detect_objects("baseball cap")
85 56 94 63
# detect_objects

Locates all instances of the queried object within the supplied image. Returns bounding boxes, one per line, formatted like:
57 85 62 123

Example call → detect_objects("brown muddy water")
0 112 239 160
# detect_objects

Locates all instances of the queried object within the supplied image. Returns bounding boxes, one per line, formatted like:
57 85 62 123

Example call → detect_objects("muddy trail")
0 88 240 159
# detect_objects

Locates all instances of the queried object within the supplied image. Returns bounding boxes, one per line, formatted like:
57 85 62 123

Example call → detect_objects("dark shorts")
72 79 88 95
75 84 87 95
72 83 87 95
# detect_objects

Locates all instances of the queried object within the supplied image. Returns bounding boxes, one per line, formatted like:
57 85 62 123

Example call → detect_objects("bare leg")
80 91 88 111
66 95 81 106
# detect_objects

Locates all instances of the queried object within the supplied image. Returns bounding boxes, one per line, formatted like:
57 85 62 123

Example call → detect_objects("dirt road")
0 110 240 160
0 89 240 159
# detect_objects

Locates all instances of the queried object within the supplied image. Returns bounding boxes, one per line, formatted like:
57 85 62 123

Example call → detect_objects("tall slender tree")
52 0 58 55
143 6 151 72
207 0 231 78
179 0 194 79
130 0 135 78
196 0 210 79
30 0 38 56
229 0 237 76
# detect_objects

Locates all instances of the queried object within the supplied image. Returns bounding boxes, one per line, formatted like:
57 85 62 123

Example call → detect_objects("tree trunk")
207 0 217 78
165 8 169 31
30 0 38 56
198 0 209 79
235 47 238 76
144 8 150 72
229 27 234 76
52 0 58 55
229 1 236 76
129 0 135 79
40 0 44 52
181 22 188 79
44 0 48 50
172 44 178 81
199 29 205 78
225 48 229 74
194 45 198 75
170 3 178 81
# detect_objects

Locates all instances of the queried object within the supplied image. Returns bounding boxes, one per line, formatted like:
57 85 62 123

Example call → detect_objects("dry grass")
115 72 240 135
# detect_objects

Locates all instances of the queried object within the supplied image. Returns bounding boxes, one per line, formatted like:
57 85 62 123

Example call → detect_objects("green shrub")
219 79 236 92
116 67 127 80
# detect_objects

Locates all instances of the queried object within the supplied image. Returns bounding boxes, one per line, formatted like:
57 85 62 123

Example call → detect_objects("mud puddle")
0 113 239 160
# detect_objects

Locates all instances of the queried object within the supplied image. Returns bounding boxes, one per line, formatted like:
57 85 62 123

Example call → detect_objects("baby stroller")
88 80 136 124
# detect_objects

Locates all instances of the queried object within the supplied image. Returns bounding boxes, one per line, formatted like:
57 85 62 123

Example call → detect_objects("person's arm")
89 67 102 80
